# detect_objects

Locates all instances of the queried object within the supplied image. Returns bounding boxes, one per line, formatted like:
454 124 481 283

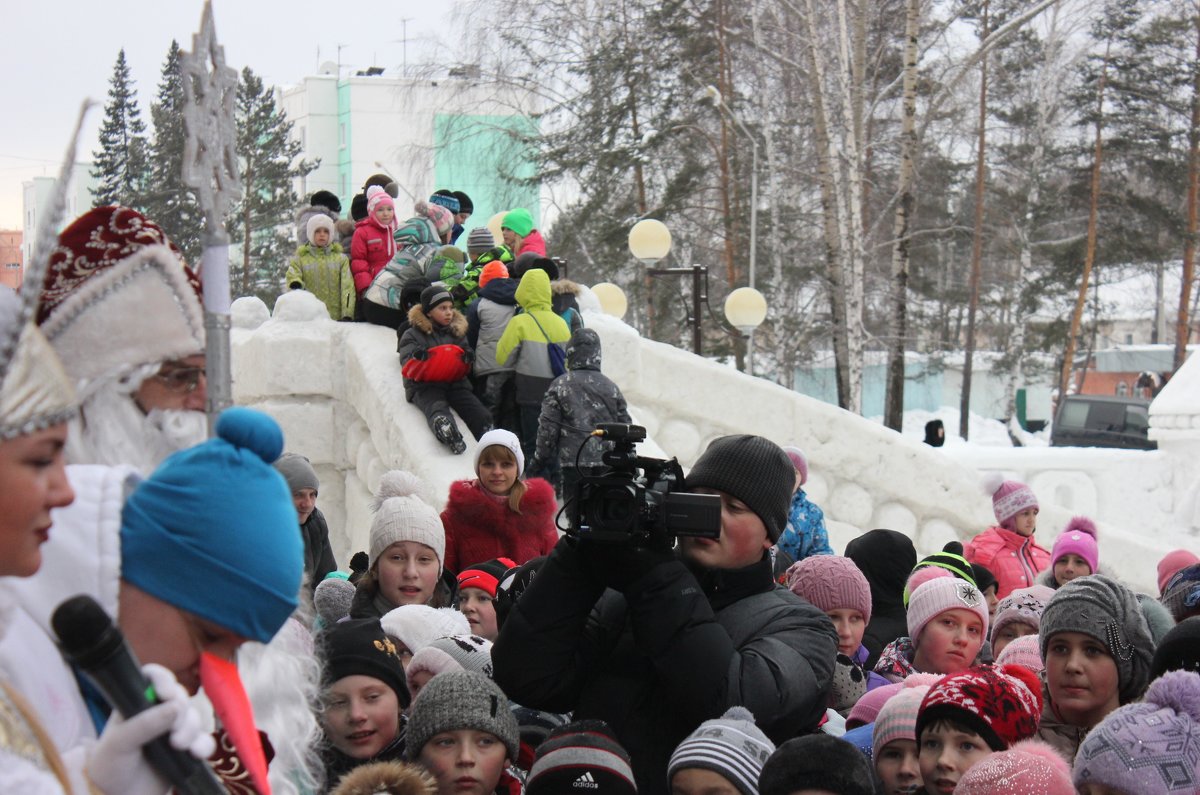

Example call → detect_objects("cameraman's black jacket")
492 539 838 795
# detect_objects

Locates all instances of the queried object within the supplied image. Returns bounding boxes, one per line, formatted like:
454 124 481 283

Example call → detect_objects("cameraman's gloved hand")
86 663 216 795
583 542 676 593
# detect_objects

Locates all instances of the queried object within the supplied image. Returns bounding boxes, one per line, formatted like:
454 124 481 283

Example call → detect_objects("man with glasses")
38 205 208 474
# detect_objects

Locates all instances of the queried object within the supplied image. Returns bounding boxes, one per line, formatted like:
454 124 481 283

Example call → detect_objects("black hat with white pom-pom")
119 407 303 643
368 471 446 573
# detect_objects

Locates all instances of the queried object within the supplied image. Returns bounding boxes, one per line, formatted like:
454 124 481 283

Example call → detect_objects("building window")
1124 333 1133 344
339 123 346 149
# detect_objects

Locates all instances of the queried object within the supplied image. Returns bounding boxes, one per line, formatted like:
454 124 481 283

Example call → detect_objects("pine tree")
91 49 149 208
227 67 318 301
144 41 203 264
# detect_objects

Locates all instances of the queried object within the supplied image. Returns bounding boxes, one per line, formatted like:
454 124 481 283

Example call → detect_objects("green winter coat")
286 243 354 320
496 269 571 404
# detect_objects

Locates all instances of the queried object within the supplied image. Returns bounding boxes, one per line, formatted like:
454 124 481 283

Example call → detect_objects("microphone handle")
82 662 227 795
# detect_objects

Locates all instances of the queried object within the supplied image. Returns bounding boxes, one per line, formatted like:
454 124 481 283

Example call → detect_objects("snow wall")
231 289 1200 593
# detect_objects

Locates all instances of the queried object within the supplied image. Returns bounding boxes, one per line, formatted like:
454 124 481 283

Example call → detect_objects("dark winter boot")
433 415 467 455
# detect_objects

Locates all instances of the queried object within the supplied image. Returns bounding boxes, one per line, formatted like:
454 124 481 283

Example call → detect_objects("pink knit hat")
1050 516 1098 573
907 577 990 642
995 633 1043 674
992 479 1038 529
870 684 931 758
781 445 808 485
416 200 454 237
954 739 1074 795
366 184 394 215
786 556 871 623
1158 549 1200 596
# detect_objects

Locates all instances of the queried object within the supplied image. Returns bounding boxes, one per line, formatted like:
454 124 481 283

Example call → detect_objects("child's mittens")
830 652 869 714
411 348 429 361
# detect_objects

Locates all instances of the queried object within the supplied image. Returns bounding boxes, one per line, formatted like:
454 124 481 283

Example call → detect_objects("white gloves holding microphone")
85 664 215 795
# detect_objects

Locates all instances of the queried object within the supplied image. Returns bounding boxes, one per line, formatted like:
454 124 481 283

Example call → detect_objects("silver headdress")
0 103 92 439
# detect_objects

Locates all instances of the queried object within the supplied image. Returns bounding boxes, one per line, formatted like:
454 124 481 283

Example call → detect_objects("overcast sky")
0 1 458 229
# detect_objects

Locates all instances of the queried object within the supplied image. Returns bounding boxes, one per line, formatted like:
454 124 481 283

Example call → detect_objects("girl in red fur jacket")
440 429 558 573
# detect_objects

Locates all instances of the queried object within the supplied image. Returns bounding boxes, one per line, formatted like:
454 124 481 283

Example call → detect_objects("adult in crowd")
38 205 208 474
2 408 303 790
492 434 838 794
274 452 338 590
0 282 212 794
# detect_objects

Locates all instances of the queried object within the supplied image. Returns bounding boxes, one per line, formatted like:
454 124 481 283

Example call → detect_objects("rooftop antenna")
396 18 413 76
337 43 348 78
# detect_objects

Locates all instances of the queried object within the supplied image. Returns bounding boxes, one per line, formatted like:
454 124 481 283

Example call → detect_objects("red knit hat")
457 557 518 599
916 664 1043 751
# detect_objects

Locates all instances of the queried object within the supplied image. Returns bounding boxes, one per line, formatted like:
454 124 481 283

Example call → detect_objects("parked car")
1050 394 1156 450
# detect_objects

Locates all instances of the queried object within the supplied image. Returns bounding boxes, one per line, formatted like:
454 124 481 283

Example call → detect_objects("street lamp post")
626 219 766 363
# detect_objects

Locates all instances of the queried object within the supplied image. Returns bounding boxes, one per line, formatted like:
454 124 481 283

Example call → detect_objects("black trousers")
412 380 492 440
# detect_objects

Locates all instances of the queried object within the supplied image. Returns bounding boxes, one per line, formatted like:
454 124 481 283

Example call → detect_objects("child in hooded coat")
397 285 492 455
287 214 354 321
495 269 571 459
529 328 631 502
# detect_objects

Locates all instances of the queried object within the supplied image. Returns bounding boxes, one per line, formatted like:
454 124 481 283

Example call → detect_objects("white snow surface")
231 289 1200 594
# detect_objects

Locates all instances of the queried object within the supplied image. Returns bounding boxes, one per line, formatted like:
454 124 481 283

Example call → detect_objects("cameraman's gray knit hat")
1040 574 1154 704
274 452 319 494
685 435 794 541
668 706 774 795
405 670 519 761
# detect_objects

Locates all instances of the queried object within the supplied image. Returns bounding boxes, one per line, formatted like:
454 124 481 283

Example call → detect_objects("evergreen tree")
227 67 318 302
91 49 149 208
144 41 203 264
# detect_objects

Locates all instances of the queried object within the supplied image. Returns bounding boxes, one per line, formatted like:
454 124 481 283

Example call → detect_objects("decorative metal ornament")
180 0 241 434
181 0 241 247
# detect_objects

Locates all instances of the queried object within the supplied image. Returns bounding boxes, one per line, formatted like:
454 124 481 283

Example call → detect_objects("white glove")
85 663 217 795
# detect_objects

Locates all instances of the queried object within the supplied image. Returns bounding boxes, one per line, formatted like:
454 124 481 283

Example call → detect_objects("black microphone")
51 594 226 795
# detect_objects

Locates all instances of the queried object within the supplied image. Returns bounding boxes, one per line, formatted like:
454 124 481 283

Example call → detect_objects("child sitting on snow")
398 285 493 454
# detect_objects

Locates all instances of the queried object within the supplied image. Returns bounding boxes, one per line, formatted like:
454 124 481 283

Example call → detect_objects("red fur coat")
441 478 559 573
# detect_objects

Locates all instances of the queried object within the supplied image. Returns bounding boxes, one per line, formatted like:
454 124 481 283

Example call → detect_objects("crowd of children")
4 183 1200 795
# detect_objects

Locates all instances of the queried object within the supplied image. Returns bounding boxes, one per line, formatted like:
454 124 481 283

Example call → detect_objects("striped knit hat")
667 707 774 795
995 633 1043 674
872 683 933 758
526 720 636 795
902 541 977 606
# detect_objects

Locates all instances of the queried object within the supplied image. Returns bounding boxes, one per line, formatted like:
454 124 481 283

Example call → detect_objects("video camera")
570 423 721 549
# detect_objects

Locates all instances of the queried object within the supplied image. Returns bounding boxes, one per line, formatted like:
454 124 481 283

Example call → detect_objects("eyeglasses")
152 366 206 394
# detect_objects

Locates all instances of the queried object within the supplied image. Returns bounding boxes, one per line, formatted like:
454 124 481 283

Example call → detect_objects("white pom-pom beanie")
369 470 446 571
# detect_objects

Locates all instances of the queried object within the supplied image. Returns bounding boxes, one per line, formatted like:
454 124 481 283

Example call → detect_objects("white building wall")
21 167 94 266
280 71 541 212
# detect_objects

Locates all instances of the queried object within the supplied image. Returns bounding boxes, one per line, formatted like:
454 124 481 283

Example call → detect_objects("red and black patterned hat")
916 664 1043 751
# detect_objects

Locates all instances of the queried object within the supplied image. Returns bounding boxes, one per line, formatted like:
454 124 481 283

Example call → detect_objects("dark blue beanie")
120 408 303 643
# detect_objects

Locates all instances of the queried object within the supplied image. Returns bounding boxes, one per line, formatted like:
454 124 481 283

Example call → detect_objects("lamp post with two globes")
621 219 767 373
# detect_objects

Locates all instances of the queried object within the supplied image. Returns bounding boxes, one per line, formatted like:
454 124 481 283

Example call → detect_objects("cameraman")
492 434 838 794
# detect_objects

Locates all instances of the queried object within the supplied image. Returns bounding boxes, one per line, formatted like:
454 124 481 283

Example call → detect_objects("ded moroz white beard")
66 376 209 475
